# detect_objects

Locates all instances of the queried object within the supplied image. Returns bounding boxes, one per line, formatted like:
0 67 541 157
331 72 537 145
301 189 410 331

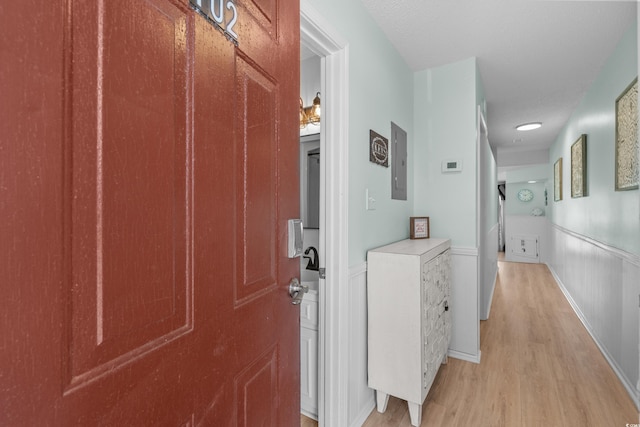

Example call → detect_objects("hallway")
360 260 638 426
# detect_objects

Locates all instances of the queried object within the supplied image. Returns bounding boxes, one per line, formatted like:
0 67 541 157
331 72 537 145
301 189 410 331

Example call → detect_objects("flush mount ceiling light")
516 122 542 131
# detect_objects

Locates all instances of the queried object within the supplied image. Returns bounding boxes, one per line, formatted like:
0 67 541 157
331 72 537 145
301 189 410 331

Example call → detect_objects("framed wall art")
615 77 638 191
409 217 429 239
369 130 389 167
571 134 587 198
554 158 563 201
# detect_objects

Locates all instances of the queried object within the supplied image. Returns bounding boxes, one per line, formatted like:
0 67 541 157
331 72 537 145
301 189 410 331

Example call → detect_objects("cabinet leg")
408 401 422 427
375 390 389 413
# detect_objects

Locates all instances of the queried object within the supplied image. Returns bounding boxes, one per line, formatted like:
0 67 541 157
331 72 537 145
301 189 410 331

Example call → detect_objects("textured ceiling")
358 0 637 154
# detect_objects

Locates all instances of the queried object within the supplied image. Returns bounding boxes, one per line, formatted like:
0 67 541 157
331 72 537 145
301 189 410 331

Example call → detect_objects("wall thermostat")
442 159 462 173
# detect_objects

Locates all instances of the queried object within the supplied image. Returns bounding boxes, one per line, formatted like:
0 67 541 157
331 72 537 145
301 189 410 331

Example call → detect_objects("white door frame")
301 2 350 426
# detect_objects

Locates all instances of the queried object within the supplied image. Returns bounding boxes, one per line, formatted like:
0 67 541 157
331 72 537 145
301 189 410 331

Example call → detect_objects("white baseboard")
349 397 375 427
301 409 317 421
448 349 481 364
481 266 498 321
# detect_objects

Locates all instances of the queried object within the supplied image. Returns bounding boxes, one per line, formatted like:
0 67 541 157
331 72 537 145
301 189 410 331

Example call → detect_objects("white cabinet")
509 234 539 262
367 238 451 427
300 288 318 419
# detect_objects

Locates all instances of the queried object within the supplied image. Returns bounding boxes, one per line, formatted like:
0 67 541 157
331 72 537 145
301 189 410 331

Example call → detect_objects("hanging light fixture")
300 92 321 128
300 97 308 129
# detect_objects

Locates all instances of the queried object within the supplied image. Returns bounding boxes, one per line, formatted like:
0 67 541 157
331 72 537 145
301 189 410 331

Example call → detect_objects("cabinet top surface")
368 238 450 256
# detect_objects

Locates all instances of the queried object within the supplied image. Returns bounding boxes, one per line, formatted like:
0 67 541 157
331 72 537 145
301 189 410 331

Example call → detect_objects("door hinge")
319 268 326 279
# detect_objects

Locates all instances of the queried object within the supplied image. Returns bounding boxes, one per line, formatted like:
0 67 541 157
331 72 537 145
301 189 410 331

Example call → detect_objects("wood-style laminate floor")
304 259 639 426
301 414 317 427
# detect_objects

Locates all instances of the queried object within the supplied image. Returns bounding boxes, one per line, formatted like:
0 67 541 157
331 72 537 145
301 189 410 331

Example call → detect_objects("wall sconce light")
300 92 321 129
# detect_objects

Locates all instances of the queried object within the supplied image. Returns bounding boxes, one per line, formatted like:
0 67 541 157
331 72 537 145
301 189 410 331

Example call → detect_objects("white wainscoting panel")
548 224 640 409
449 247 481 364
348 263 375 427
480 224 499 320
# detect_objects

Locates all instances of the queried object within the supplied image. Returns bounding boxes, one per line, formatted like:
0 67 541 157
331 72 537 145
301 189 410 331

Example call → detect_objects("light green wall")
505 165 549 216
507 164 548 183
505 182 548 216
549 21 639 255
311 0 415 265
414 58 479 247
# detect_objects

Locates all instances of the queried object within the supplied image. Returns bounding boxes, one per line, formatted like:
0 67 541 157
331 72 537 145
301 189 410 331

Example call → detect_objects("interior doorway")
300 3 349 426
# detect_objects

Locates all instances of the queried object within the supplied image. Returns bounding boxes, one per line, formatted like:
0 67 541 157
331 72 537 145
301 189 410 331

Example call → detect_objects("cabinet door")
510 235 539 261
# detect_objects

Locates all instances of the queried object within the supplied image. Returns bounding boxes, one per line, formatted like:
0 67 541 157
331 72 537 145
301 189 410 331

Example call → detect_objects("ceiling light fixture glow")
516 122 542 131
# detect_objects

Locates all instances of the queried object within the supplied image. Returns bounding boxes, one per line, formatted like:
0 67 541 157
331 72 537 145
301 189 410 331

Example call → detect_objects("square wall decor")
369 130 389 167
615 77 638 191
554 158 563 201
571 134 587 198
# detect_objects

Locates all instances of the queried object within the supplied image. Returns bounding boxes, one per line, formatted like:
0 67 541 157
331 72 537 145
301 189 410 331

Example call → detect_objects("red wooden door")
0 0 300 425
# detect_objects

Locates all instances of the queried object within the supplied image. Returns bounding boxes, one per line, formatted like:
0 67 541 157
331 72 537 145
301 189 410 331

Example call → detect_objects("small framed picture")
369 130 389 167
571 134 587 198
554 158 563 201
615 77 638 191
410 217 430 239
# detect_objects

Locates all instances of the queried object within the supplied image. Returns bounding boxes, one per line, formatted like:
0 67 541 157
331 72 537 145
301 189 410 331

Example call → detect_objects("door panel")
235 55 277 304
66 0 193 390
0 0 300 425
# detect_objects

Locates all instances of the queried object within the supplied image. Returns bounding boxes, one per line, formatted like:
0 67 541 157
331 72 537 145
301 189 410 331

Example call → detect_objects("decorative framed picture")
615 77 638 191
369 130 389 167
571 134 587 198
410 217 430 239
554 158 563 201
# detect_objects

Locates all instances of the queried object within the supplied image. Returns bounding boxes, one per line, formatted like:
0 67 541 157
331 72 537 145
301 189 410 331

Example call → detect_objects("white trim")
347 263 375 427
547 264 640 409
484 262 498 320
349 262 367 277
448 349 482 364
301 3 350 426
300 409 317 421
550 223 640 266
349 401 375 427
450 246 478 257
476 105 486 249
481 223 499 320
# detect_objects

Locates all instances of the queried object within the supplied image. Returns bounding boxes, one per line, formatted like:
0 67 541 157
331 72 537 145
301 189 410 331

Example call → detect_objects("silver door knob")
289 278 309 305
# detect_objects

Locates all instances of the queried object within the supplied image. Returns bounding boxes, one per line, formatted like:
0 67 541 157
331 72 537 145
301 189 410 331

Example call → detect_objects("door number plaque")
190 0 239 45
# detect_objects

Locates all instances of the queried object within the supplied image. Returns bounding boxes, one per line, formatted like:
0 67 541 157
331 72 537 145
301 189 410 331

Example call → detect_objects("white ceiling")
320 1 638 153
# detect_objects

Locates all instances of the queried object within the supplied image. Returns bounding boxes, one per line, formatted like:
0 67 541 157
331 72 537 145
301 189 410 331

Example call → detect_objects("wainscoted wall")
347 263 375 427
480 225 499 321
449 247 481 363
547 224 640 408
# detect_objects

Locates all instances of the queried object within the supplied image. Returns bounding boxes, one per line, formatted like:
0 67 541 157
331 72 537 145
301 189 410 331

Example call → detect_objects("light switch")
366 189 377 210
